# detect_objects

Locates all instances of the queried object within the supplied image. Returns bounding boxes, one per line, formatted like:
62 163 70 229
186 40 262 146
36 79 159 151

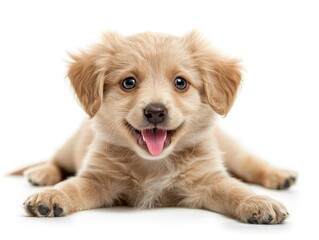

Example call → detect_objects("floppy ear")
183 31 242 116
68 52 105 118
202 57 241 116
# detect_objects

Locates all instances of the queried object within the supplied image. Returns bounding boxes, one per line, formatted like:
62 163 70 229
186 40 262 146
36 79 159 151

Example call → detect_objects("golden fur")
14 31 297 223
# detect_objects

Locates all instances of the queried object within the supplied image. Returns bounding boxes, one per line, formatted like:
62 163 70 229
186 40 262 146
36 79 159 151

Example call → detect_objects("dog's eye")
174 77 188 91
122 77 137 90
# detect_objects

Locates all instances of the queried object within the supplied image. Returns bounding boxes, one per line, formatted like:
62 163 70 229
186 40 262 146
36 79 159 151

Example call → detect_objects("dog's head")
68 31 241 160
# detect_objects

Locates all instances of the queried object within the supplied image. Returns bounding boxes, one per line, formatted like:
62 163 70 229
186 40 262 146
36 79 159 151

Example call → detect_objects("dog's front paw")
237 195 289 224
263 168 297 190
23 189 71 217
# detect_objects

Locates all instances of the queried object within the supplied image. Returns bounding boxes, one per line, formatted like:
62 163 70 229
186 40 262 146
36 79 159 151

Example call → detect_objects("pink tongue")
142 129 167 156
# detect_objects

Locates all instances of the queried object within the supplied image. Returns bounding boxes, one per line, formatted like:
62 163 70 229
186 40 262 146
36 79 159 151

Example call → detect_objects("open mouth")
125 121 182 157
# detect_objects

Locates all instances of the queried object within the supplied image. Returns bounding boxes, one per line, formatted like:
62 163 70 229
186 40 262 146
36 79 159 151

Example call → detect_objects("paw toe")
247 213 258 224
262 215 273 224
26 202 38 216
53 204 63 217
38 203 50 216
247 212 274 224
277 175 297 190
283 178 291 188
277 211 289 223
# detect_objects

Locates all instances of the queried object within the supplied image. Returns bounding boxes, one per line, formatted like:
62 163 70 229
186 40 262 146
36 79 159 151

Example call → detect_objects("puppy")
13 31 297 223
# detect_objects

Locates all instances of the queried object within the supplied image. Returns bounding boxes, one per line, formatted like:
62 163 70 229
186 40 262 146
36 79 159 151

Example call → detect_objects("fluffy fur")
14 31 297 223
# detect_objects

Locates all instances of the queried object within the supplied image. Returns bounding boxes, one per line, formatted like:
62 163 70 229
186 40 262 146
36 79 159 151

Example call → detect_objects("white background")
0 0 318 239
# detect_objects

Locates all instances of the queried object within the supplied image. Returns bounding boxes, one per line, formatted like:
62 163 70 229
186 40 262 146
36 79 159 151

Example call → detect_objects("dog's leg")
21 132 78 186
23 175 119 217
216 128 297 189
178 172 288 224
21 122 94 186
226 153 297 190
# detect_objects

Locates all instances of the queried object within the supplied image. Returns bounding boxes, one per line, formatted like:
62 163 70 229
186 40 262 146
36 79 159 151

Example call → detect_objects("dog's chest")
127 169 178 209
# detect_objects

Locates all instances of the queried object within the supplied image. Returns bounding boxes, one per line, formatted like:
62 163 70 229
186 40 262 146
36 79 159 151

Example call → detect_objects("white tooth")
164 134 167 141
142 134 146 142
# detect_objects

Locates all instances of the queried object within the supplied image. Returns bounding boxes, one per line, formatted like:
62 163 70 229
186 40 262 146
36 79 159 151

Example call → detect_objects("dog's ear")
202 57 242 116
182 31 242 116
68 51 105 118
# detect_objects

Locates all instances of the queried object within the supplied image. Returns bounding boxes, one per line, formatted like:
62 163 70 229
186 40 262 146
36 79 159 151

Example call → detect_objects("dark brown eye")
174 77 188 90
122 77 137 90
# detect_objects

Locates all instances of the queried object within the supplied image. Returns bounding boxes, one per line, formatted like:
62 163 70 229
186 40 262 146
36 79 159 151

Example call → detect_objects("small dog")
12 31 297 223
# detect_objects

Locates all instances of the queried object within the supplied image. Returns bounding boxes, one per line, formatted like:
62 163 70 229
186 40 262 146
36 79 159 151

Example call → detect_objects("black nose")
144 104 167 124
